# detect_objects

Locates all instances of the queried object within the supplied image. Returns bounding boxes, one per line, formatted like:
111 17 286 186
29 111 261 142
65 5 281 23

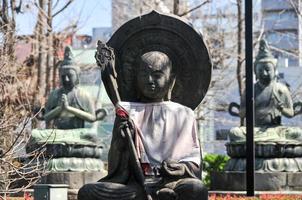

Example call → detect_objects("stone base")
68 189 79 200
211 171 302 191
41 171 107 189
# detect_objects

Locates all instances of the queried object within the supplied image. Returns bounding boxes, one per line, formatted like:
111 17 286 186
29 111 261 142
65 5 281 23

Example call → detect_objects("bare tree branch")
52 0 74 18
179 0 211 17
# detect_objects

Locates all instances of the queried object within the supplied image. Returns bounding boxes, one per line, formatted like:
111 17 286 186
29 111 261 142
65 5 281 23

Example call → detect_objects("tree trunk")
236 0 244 126
1 0 16 62
36 0 47 102
45 0 53 97
52 35 59 89
173 0 180 15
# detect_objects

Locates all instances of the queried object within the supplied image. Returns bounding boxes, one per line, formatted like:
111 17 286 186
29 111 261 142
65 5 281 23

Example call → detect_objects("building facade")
262 0 302 67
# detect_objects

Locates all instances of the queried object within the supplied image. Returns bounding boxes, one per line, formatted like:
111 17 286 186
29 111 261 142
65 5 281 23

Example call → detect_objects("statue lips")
145 85 158 97
148 85 156 91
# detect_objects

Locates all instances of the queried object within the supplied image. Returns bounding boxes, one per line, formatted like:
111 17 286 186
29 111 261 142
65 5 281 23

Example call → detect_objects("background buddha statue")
27 46 106 173
45 46 99 129
229 40 302 142
226 39 302 172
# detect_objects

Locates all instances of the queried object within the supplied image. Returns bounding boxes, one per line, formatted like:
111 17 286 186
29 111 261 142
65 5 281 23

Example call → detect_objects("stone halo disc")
107 10 212 110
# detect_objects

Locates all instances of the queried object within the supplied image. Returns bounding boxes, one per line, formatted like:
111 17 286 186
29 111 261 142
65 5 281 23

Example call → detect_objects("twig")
179 0 211 17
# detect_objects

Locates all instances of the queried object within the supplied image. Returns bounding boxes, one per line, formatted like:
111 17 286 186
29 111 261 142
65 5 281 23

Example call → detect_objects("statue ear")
275 68 278 77
166 75 176 101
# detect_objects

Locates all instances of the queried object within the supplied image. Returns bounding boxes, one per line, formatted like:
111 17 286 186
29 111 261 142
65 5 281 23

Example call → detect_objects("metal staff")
95 40 153 200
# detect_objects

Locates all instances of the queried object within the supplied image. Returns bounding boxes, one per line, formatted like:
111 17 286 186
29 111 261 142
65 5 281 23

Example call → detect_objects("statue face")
256 62 275 85
60 68 78 90
64 47 71 59
137 55 172 102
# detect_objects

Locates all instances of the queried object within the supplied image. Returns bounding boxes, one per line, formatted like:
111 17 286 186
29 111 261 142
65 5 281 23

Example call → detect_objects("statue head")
59 46 80 90
62 46 75 66
136 51 175 102
255 39 278 85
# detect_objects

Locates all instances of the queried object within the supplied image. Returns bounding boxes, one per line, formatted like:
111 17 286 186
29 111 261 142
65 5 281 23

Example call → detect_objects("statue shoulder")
167 101 195 117
75 87 92 100
274 82 291 94
74 87 95 110
47 88 63 103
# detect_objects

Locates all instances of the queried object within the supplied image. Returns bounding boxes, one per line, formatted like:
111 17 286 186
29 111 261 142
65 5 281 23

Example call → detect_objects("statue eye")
153 71 165 78
153 73 162 79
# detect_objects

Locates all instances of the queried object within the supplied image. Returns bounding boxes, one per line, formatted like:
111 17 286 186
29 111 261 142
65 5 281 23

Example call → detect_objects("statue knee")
157 188 177 200
78 182 137 200
174 178 208 200
229 127 246 141
78 183 94 200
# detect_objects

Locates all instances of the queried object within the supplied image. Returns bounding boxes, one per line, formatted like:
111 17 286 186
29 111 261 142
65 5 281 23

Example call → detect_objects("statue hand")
160 160 186 178
61 94 69 110
294 101 302 116
277 102 284 111
117 118 135 138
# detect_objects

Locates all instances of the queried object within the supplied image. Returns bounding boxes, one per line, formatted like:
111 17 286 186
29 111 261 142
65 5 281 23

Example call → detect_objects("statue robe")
241 80 293 126
102 101 201 184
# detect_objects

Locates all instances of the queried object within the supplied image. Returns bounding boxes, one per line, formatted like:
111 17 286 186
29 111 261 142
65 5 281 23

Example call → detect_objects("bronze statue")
44 46 97 129
225 39 302 172
78 11 212 200
241 39 293 126
27 46 107 172
229 40 300 141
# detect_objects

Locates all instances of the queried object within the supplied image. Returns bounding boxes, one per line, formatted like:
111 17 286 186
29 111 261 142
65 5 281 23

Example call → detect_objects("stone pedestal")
41 171 107 189
211 171 302 191
40 171 107 200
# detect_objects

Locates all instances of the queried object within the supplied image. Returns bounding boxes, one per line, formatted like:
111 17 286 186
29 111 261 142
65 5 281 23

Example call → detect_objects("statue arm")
65 106 96 122
62 92 97 122
44 106 63 122
180 161 201 178
44 91 62 122
239 91 246 118
279 87 294 118
281 106 294 118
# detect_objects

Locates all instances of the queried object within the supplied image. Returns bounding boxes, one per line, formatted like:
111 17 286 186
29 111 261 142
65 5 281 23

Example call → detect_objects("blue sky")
16 0 112 35
15 0 262 36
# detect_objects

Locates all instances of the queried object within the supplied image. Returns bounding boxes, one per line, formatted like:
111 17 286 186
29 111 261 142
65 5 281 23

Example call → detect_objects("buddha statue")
27 46 106 172
78 11 212 200
44 46 97 129
226 39 302 172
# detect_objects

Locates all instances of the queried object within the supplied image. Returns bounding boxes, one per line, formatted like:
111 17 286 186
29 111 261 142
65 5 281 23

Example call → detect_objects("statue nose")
263 70 268 76
64 75 70 81
148 75 154 84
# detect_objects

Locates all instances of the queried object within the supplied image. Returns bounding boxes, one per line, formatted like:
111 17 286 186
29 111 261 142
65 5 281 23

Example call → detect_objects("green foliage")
202 154 229 188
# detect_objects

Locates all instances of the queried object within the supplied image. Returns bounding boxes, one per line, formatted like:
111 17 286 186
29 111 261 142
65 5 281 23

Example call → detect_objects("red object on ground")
24 192 32 200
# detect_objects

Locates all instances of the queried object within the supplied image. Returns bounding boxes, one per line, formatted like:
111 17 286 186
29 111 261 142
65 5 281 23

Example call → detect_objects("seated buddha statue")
78 51 208 200
27 46 106 172
226 39 302 172
44 46 99 129
229 39 302 142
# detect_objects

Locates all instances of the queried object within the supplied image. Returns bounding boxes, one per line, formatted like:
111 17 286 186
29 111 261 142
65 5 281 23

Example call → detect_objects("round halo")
107 10 212 110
